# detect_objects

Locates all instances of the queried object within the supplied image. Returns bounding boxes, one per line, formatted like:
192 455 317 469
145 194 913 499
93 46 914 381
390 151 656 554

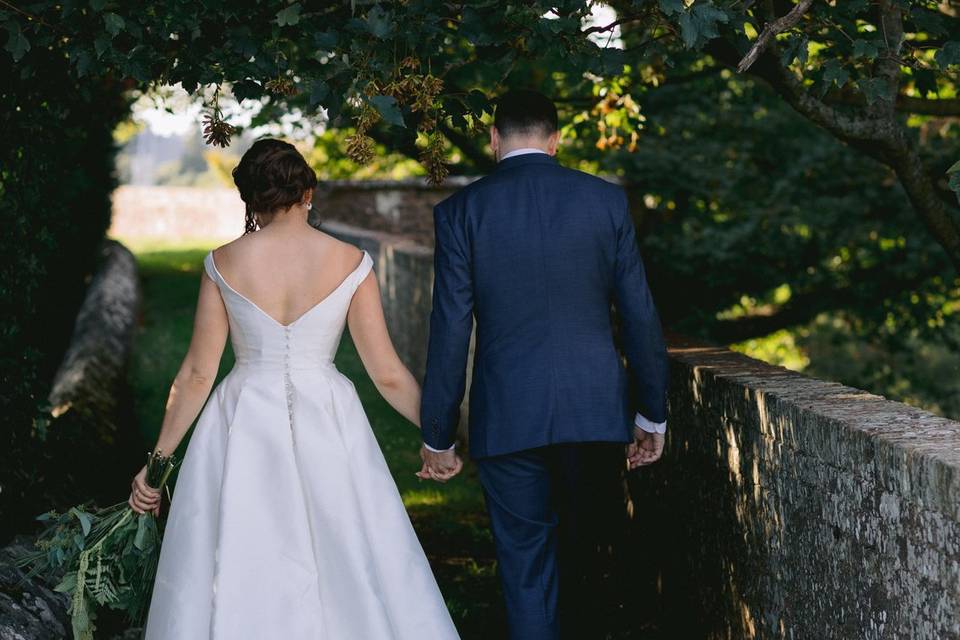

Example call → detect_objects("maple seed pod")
265 77 299 97
202 113 235 148
419 133 449 185
346 133 375 165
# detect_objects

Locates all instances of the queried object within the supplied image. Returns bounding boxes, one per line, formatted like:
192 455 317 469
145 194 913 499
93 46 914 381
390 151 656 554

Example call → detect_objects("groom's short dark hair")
493 89 558 139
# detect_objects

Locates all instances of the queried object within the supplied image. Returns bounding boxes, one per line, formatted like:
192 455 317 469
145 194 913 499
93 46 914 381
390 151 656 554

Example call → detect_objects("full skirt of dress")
142 363 460 639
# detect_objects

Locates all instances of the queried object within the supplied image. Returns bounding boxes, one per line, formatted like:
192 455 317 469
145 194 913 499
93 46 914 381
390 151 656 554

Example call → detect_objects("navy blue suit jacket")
420 152 668 459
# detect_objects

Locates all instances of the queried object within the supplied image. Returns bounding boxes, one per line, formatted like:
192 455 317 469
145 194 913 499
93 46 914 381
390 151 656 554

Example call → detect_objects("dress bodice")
203 250 373 371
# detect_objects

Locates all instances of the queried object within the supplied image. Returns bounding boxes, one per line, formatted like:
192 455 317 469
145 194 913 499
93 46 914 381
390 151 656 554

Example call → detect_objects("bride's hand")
129 464 162 516
416 446 463 483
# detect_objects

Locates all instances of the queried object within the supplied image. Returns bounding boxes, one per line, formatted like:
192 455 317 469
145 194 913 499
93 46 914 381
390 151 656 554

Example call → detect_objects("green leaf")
103 12 124 37
276 3 302 27
133 512 149 550
460 7 499 46
913 69 938 97
658 0 685 16
71 508 92 536
368 94 404 127
465 89 491 117
365 5 391 39
780 34 809 67
4 22 29 62
677 11 698 48
598 47 626 75
858 77 891 105
949 170 960 206
94 36 111 58
910 7 947 38
308 79 329 107
852 39 879 59
947 160 960 175
75 50 93 77
53 571 78 593
677 4 728 50
822 59 849 88
934 41 960 69
314 30 337 49
90 0 107 10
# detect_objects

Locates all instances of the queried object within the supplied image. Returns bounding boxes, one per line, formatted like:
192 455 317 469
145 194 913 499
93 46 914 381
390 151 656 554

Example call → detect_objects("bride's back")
210 228 365 328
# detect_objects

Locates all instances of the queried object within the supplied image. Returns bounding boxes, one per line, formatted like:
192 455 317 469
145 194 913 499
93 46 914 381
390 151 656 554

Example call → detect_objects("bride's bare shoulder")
209 235 253 267
311 231 364 268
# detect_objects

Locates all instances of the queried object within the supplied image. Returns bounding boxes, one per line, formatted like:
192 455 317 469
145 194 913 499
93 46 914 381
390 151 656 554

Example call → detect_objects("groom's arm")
611 187 669 431
420 199 474 451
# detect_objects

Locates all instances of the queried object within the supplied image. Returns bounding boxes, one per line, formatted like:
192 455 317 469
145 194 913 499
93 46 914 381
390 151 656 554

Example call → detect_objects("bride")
127 138 463 639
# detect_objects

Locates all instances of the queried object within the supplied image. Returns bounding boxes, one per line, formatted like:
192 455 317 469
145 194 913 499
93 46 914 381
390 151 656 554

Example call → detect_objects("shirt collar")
499 147 549 161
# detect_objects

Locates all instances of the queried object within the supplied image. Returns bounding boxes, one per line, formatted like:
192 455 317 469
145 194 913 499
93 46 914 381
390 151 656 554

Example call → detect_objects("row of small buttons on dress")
284 325 295 430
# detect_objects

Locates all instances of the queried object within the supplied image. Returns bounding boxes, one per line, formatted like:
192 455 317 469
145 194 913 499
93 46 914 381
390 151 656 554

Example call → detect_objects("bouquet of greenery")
14 449 179 640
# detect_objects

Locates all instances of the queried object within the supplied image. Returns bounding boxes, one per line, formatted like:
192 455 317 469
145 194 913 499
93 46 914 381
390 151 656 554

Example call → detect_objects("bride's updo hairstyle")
231 138 318 234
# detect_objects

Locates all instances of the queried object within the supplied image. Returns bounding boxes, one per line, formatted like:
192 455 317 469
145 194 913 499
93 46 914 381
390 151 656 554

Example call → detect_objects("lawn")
124 239 503 638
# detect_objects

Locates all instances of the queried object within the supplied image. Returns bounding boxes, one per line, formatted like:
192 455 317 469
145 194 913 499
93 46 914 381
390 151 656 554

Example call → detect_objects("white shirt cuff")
423 441 456 453
634 412 666 434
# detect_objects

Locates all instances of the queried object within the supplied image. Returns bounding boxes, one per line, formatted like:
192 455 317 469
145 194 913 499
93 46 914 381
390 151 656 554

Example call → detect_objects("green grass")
125 240 503 638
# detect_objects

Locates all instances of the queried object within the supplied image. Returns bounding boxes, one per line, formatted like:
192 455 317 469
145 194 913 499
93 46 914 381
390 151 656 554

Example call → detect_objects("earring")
305 201 312 210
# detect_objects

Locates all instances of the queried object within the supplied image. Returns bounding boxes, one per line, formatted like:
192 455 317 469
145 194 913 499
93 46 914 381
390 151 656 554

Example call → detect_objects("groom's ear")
490 126 501 156
546 130 560 155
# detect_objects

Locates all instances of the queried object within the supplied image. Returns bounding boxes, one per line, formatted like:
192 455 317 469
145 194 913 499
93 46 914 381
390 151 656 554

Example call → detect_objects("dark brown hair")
231 138 318 234
494 89 558 139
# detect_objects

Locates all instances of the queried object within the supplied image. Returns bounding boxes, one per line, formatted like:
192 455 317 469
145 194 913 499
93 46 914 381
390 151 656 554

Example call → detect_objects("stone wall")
626 337 960 640
315 177 475 247
319 221 438 379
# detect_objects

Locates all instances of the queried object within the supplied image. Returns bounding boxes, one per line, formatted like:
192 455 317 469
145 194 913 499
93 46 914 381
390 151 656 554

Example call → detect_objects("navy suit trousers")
477 442 625 640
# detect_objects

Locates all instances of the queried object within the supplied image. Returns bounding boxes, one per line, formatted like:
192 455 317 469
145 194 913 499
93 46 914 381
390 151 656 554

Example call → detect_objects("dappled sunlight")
403 489 450 508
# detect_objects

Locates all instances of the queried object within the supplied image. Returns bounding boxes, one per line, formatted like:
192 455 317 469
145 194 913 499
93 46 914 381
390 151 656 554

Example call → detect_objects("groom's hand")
626 427 665 470
417 445 463 483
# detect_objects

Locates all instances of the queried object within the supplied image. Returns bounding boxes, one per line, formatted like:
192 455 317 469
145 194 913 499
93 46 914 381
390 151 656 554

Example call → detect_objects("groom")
419 89 669 640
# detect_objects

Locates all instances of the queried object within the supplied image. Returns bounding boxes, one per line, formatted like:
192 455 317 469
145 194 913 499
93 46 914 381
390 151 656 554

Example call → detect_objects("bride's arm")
151 270 230 456
130 268 228 514
346 272 422 428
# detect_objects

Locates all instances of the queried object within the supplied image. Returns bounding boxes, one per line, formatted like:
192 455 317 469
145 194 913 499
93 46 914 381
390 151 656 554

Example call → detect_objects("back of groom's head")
493 89 558 140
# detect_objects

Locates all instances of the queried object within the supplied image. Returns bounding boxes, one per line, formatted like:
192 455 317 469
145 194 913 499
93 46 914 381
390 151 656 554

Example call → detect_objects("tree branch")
706 36 960 271
708 38 888 142
870 0 905 118
582 16 641 36
738 0 816 73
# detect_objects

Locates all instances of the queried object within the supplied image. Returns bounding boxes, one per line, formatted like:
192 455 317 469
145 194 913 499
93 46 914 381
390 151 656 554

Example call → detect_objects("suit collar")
494 152 559 172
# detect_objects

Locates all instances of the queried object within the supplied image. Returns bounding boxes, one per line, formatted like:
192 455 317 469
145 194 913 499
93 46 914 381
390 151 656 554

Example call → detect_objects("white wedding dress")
143 249 460 639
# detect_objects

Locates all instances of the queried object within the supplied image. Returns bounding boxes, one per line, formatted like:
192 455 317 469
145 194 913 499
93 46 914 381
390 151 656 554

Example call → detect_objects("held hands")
128 464 162 516
416 445 463 483
626 426 665 470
